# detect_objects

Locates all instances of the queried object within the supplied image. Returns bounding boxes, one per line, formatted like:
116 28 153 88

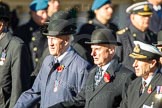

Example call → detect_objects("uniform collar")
153 5 161 11
142 68 158 87
29 18 40 31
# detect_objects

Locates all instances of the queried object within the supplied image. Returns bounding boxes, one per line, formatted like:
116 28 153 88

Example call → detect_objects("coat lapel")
88 58 120 101
0 32 12 49
136 72 161 108
85 67 97 98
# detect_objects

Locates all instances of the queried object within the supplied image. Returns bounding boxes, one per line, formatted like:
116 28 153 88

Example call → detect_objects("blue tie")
95 67 103 86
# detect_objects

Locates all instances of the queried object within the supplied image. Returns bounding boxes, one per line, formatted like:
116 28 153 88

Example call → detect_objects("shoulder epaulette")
117 27 129 35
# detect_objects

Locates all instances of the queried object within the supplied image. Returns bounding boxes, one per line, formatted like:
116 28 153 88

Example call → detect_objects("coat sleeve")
13 50 43 108
120 69 136 108
9 42 32 108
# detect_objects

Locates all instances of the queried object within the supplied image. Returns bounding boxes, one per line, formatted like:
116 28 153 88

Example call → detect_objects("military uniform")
89 18 118 35
14 0 48 71
14 19 48 70
120 41 162 108
121 72 162 108
116 2 157 71
0 32 32 108
116 24 157 71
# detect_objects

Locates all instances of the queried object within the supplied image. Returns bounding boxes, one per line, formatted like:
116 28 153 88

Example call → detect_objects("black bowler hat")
43 19 76 36
0 2 10 21
85 29 121 45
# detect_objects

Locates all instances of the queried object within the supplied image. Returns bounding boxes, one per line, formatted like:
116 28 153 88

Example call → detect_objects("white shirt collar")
100 60 114 77
55 46 71 62
153 5 161 11
142 69 158 86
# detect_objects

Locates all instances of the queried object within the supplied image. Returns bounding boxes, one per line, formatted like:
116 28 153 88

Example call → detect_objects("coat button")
33 47 38 52
32 37 36 41
35 58 39 62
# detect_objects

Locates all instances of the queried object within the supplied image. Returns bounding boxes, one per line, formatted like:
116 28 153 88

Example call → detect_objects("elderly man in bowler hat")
120 41 162 108
14 18 91 108
116 1 157 71
49 29 135 108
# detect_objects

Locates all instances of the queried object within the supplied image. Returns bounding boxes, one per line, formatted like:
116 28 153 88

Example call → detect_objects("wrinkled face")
95 4 113 22
31 10 48 26
47 35 69 57
133 59 155 78
48 0 60 17
91 44 115 67
131 14 151 31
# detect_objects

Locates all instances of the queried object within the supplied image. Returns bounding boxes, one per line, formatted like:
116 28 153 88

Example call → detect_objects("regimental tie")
140 81 147 95
95 67 103 86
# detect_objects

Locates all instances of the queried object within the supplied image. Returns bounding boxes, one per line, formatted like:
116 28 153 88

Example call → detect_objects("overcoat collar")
0 32 12 54
86 56 121 101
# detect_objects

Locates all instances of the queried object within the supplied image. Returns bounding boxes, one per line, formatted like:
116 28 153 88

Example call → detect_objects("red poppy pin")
104 72 111 83
56 65 65 72
147 85 152 94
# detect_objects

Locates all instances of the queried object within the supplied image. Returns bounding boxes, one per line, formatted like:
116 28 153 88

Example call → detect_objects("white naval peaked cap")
126 1 153 16
129 41 162 60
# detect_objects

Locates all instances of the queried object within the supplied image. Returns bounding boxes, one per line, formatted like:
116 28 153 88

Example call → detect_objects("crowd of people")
0 0 162 108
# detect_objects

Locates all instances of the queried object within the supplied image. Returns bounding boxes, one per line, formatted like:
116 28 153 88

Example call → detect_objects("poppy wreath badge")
56 65 65 72
104 72 111 83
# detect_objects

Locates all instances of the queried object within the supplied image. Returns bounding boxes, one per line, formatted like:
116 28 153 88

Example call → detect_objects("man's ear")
149 59 157 69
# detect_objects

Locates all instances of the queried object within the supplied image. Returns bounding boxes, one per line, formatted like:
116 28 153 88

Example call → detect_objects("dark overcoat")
14 19 47 69
82 58 134 108
116 23 157 71
0 32 32 108
120 70 162 108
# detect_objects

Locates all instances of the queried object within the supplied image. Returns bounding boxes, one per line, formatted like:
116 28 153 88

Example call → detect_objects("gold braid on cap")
144 5 149 11
133 44 140 53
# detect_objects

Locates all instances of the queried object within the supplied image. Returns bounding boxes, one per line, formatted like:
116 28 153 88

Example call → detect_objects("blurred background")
4 0 145 28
